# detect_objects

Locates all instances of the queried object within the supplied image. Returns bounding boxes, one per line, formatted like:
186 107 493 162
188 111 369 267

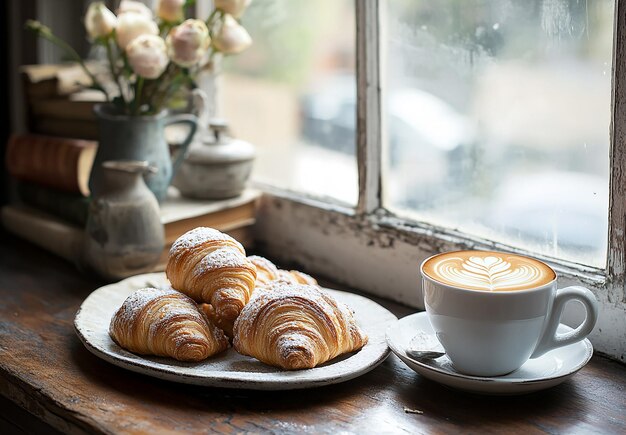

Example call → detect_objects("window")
31 0 617 272
208 0 625 359
383 0 613 268
221 0 358 205
220 0 619 271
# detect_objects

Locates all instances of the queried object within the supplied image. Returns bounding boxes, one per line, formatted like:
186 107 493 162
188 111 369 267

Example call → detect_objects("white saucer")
386 312 593 395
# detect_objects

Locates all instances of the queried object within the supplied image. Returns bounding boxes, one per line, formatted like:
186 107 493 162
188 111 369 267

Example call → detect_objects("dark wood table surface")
1 232 625 434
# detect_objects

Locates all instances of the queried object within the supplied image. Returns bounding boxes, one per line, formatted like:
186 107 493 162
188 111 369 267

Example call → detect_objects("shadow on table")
394 361 591 432
69 337 595 433
68 337 395 411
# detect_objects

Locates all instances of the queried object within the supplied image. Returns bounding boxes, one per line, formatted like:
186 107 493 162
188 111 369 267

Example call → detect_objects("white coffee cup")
420 250 598 377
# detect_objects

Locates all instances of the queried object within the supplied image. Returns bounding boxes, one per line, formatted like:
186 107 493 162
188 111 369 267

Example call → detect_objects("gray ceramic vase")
84 160 165 281
90 104 198 202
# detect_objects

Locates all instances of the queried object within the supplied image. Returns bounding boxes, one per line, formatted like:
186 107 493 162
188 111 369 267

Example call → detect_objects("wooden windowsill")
0 231 625 434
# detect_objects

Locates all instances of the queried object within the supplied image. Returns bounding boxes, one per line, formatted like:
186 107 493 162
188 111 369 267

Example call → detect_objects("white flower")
214 0 252 18
117 0 153 18
126 34 169 79
116 12 159 50
157 0 185 22
212 14 251 55
166 19 210 67
84 2 117 39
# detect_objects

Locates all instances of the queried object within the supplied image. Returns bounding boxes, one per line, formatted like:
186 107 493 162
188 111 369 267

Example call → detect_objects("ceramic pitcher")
90 104 198 202
84 160 165 281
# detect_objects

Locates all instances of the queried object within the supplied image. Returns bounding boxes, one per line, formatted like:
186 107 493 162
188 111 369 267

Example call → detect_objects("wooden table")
1 232 625 434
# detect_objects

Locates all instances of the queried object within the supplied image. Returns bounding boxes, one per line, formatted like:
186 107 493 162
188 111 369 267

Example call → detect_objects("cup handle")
164 114 198 175
530 286 598 358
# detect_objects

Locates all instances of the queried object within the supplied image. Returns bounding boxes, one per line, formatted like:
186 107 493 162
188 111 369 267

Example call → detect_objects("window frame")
255 0 624 292
355 0 626 292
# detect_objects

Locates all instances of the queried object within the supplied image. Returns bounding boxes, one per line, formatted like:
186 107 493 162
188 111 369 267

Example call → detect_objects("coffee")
422 250 555 292
420 250 597 376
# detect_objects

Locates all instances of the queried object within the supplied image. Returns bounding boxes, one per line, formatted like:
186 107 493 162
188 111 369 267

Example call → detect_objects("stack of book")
2 133 259 270
6 134 95 225
21 63 103 140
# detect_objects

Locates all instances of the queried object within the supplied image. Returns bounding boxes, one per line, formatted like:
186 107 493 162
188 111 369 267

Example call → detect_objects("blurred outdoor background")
219 0 357 205
220 0 614 268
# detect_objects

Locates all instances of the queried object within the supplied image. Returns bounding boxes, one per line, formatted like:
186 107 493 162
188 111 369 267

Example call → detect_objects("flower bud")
166 19 210 67
84 2 117 39
214 0 252 18
157 0 185 22
212 14 252 55
126 34 169 79
116 12 159 50
117 0 153 18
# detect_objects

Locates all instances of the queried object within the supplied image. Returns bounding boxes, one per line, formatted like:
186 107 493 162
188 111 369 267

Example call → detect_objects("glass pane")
384 0 613 267
219 0 357 205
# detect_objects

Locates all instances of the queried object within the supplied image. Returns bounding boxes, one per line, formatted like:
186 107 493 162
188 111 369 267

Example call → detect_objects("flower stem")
134 76 145 115
149 64 178 113
206 10 224 45
206 9 219 28
105 37 127 109
27 21 110 101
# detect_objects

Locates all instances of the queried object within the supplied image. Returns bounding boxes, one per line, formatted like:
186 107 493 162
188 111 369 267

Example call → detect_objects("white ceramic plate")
74 272 397 390
386 312 593 395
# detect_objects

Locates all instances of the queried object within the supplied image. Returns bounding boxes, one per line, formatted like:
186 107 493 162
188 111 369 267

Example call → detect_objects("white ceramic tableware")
74 272 397 390
386 312 594 395
421 251 598 377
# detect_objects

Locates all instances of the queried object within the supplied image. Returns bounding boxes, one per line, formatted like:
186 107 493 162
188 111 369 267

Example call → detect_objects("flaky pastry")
109 287 228 362
248 255 280 287
233 282 367 370
166 227 256 336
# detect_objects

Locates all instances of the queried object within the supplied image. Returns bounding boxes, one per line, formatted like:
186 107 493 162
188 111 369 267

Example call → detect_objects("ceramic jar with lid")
173 119 255 199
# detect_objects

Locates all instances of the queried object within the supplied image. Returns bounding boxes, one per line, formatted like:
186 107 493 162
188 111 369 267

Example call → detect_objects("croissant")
248 255 279 286
246 254 319 289
109 287 228 362
233 282 368 370
286 270 318 286
274 268 318 286
166 227 256 336
274 269 299 284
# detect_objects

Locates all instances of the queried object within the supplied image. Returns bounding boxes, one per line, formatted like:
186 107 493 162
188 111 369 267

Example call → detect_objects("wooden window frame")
252 0 626 361
356 0 626 289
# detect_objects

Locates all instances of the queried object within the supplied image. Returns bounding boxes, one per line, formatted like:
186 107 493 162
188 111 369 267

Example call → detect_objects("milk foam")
422 251 555 291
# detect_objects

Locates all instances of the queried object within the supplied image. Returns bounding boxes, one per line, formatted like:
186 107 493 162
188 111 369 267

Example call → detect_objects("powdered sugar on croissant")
166 227 256 336
233 282 367 370
248 255 280 287
109 287 228 362
247 255 319 288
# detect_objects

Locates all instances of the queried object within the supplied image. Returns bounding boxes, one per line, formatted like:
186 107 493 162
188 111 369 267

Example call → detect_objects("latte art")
422 251 555 291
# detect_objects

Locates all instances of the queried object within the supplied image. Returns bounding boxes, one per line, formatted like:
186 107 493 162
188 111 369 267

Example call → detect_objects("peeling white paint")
256 194 626 363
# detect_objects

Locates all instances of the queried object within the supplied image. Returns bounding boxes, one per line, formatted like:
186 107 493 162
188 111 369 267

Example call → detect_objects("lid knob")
208 118 229 142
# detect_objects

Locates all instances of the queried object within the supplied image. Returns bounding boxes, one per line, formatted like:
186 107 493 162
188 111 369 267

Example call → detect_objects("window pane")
384 0 613 267
219 0 357 205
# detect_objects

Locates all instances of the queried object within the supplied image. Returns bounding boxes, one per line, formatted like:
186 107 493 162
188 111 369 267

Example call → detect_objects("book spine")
31 118 99 140
5 134 97 194
1 206 83 264
30 99 97 122
17 182 89 226
22 74 59 99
